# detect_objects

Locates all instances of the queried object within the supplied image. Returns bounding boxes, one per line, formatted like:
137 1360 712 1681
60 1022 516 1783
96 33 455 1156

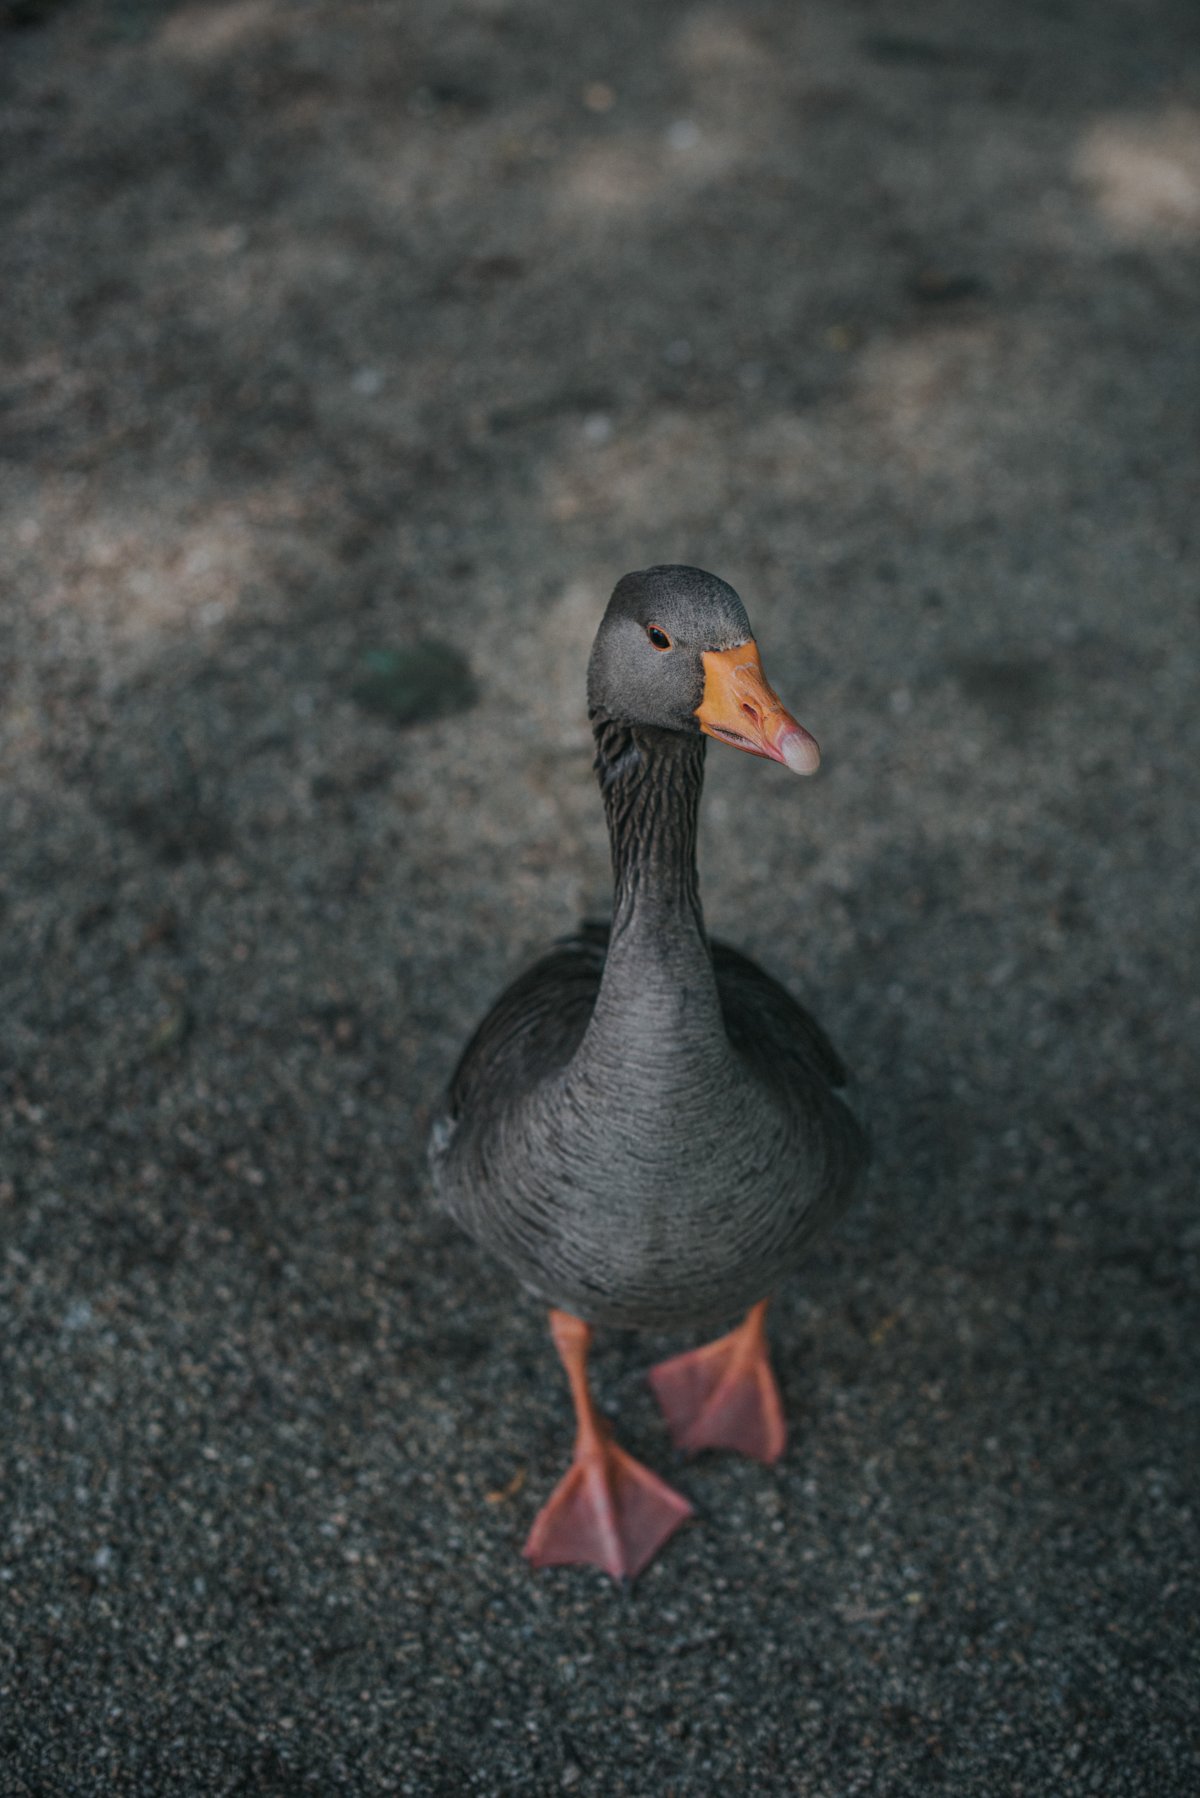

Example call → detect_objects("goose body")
432 898 862 1333
430 566 867 1577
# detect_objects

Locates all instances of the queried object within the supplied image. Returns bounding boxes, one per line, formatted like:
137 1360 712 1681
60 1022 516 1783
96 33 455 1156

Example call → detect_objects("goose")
430 565 867 1579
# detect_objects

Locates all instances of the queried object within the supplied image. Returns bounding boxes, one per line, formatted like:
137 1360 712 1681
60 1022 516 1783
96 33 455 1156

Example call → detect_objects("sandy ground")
2 1 1198 1792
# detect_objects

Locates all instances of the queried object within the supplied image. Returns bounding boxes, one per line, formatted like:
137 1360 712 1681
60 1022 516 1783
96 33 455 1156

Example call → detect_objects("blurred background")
1 1 1197 1792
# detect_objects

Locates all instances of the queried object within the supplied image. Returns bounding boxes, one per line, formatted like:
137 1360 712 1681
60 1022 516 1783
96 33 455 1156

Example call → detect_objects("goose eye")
646 625 672 650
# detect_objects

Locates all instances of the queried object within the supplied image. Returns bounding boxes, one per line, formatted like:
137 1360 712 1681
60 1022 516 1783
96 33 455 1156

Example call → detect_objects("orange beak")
695 641 820 774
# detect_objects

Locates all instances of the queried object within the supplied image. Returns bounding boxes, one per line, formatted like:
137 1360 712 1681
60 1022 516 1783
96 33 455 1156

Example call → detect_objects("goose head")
587 565 820 774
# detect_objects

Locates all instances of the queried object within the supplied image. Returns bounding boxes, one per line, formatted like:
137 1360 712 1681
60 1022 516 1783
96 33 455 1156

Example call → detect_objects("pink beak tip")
779 727 821 776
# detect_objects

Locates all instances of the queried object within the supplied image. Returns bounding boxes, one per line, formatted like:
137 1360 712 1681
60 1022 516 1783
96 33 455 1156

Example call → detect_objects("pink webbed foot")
524 1310 693 1581
523 1433 693 1580
648 1299 787 1464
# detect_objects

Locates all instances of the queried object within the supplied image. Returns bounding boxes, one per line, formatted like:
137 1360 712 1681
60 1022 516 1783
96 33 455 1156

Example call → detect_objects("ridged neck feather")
591 714 708 941
568 713 728 1095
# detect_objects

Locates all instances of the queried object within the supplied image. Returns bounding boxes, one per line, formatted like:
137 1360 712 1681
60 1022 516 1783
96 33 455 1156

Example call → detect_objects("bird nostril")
742 703 760 725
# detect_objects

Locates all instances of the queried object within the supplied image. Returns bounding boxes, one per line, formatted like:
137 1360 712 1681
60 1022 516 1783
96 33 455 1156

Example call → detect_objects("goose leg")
523 1309 693 1580
648 1298 787 1464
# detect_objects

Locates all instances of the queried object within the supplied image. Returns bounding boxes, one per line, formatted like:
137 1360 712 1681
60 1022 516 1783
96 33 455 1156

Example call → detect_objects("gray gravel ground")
2 1 1198 1792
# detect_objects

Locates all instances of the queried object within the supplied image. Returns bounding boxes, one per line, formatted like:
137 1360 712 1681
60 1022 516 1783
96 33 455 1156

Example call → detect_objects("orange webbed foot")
523 1433 693 1579
648 1299 787 1464
524 1309 693 1581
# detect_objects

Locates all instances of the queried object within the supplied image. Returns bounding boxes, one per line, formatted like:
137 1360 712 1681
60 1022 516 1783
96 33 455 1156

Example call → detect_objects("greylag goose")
430 566 866 1579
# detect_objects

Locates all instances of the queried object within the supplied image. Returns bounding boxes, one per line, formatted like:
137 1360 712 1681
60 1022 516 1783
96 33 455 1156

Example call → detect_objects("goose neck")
591 716 707 940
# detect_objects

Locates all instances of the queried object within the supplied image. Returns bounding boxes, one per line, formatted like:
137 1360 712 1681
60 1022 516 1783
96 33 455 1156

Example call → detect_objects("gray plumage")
429 567 867 1332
